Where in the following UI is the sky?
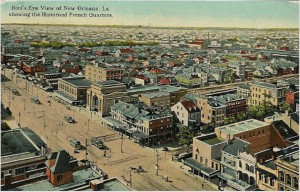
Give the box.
[1,1,299,28]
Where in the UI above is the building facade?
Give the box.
[139,91,170,110]
[85,63,124,82]
[86,80,129,117]
[56,76,92,105]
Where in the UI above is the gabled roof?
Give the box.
[49,150,72,174]
[180,100,200,113]
[223,138,250,156]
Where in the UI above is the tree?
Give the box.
[177,126,194,152]
[279,103,291,113]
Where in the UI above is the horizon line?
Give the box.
[2,23,299,30]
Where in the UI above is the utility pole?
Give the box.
[156,150,159,176]
[129,168,133,188]
[87,119,90,132]
[18,112,21,127]
[43,112,46,129]
[121,132,124,153]
[85,139,88,160]
[8,89,11,108]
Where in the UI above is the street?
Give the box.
[1,69,217,191]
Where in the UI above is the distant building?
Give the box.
[2,42,30,55]
[139,91,170,110]
[85,63,124,82]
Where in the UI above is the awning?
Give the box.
[103,116,126,128]
[54,91,74,104]
[219,173,252,191]
[132,131,150,140]
[184,158,219,177]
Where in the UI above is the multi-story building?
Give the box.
[159,85,188,106]
[197,95,226,127]
[171,100,201,129]
[184,133,227,180]
[250,81,290,106]
[55,76,92,105]
[1,42,30,55]
[214,94,247,117]
[237,84,251,105]
[108,101,174,145]
[86,80,129,117]
[1,128,48,188]
[139,91,170,110]
[276,151,299,191]
[85,63,124,82]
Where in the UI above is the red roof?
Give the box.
[150,68,163,74]
[160,77,171,85]
[119,48,134,53]
[181,100,200,113]
[135,74,147,80]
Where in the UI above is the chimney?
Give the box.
[90,179,104,191]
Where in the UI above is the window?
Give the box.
[195,154,198,160]
[57,174,63,181]
[1,172,4,179]
[200,157,203,163]
[286,174,291,185]
[239,161,242,168]
[212,162,214,168]
[246,164,249,171]
[293,177,298,189]
[205,159,208,165]
[216,164,218,170]
[270,178,274,186]
[279,171,284,182]
[15,167,26,175]
[264,176,269,184]
[259,173,263,181]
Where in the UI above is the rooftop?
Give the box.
[141,91,170,98]
[1,128,46,156]
[95,80,124,87]
[203,137,224,145]
[9,168,103,191]
[63,78,92,87]
[215,119,269,136]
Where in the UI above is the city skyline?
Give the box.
[1,1,299,28]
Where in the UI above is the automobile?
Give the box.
[43,86,53,92]
[64,115,75,123]
[31,97,40,104]
[91,138,104,149]
[162,147,169,151]
[11,89,20,95]
[178,152,192,161]
[70,139,81,149]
